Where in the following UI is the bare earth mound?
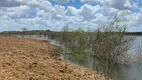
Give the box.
[0,36,105,80]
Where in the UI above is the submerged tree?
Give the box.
[68,28,89,65]
[59,26,89,65]
[49,12,134,80]
[91,15,134,79]
[61,25,69,61]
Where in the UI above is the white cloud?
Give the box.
[8,5,31,19]
[0,0,141,32]
[0,5,31,19]
[109,0,134,10]
[102,6,118,16]
[37,10,48,17]
[27,0,52,9]
[55,0,69,3]
[65,6,78,16]
[79,4,101,20]
[0,0,25,7]
[81,0,137,10]
[129,13,142,31]
[80,0,98,4]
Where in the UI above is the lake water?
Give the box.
[12,34,142,80]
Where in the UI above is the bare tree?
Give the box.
[21,27,27,37]
[90,16,134,79]
[21,27,27,32]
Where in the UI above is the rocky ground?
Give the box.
[0,36,106,80]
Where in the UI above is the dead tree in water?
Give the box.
[91,17,133,79]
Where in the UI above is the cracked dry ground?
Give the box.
[0,36,106,80]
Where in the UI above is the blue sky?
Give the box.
[0,0,142,32]
[49,0,84,9]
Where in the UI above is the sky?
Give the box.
[0,0,142,32]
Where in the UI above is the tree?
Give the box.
[61,25,69,61]
[68,28,89,65]
[21,27,27,32]
[21,27,27,37]
[91,15,133,79]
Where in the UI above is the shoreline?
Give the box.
[0,36,107,80]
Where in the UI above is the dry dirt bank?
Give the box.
[0,36,106,80]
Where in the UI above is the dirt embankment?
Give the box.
[0,36,106,80]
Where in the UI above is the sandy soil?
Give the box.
[0,36,106,80]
